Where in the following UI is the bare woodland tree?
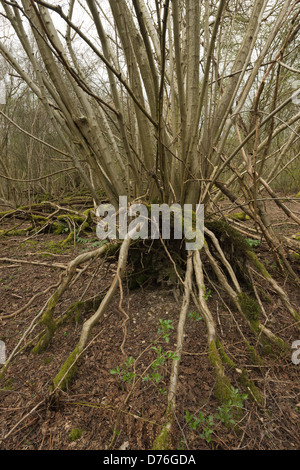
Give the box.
[0,0,300,448]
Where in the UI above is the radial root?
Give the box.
[52,231,133,391]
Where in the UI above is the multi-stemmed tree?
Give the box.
[0,0,299,448]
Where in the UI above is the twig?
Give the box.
[0,257,67,270]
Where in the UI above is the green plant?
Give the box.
[177,437,186,450]
[143,348,179,385]
[157,319,174,343]
[215,386,247,426]
[110,320,178,390]
[186,387,248,443]
[76,236,90,244]
[204,289,212,300]
[185,410,214,443]
[110,356,136,384]
[188,311,202,322]
[246,238,261,248]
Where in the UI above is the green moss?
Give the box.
[246,251,271,278]
[208,341,232,404]
[237,293,286,354]
[216,339,236,369]
[0,227,34,237]
[56,296,104,328]
[152,404,173,450]
[32,296,59,355]
[66,301,84,324]
[227,212,250,221]
[2,378,14,390]
[214,375,233,404]
[42,240,69,254]
[206,219,252,256]
[57,214,85,223]
[265,335,289,355]
[32,327,55,355]
[152,423,172,450]
[20,240,38,247]
[83,208,93,217]
[237,292,261,332]
[52,222,66,235]
[60,231,74,247]
[245,341,264,365]
[0,209,14,217]
[31,214,48,222]
[292,233,300,241]
[68,428,83,441]
[53,345,80,391]
[215,340,264,405]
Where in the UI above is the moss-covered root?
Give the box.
[208,340,233,404]
[0,364,8,382]
[52,345,80,391]
[216,339,264,406]
[152,255,193,451]
[32,243,112,355]
[53,239,129,391]
[152,410,173,450]
[32,296,103,355]
[32,296,59,355]
[247,251,300,327]
[237,292,289,355]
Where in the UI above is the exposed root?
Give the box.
[216,339,264,406]
[32,242,114,355]
[193,250,233,404]
[53,230,133,391]
[3,219,298,450]
[246,251,300,327]
[203,240,287,354]
[152,253,193,450]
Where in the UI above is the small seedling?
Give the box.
[142,346,179,386]
[216,386,248,425]
[185,410,214,443]
[246,238,261,248]
[110,356,136,384]
[157,319,174,343]
[204,289,212,301]
[188,311,202,322]
[185,387,248,443]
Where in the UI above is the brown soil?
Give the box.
[0,196,299,450]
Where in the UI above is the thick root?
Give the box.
[152,253,193,450]
[203,239,289,353]
[52,232,133,391]
[193,250,234,403]
[246,251,300,327]
[32,242,112,354]
[216,339,264,406]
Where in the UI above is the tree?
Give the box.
[0,0,299,449]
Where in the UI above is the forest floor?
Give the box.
[0,194,299,450]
